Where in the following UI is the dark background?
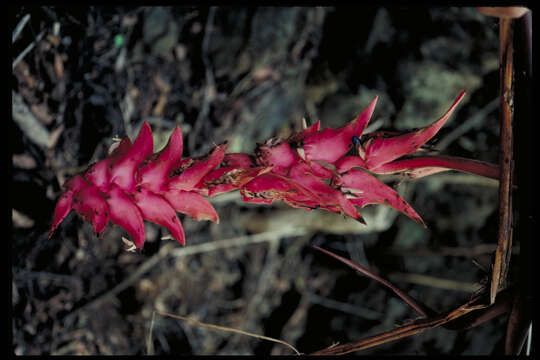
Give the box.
[11,6,509,355]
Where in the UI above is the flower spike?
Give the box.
[50,89,500,247]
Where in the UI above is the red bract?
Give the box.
[361,91,466,170]
[196,165,272,197]
[301,96,378,163]
[50,174,89,236]
[337,169,425,226]
[110,122,154,193]
[49,122,223,248]
[288,161,364,222]
[167,143,227,191]
[255,140,300,175]
[137,126,183,193]
[241,173,318,207]
[105,185,145,248]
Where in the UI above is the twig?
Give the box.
[313,246,435,318]
[310,292,488,355]
[156,310,301,355]
[443,288,514,331]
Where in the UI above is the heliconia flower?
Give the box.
[49,122,223,248]
[50,89,501,247]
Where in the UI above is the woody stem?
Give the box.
[490,17,514,307]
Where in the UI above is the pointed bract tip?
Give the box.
[355,215,367,225]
